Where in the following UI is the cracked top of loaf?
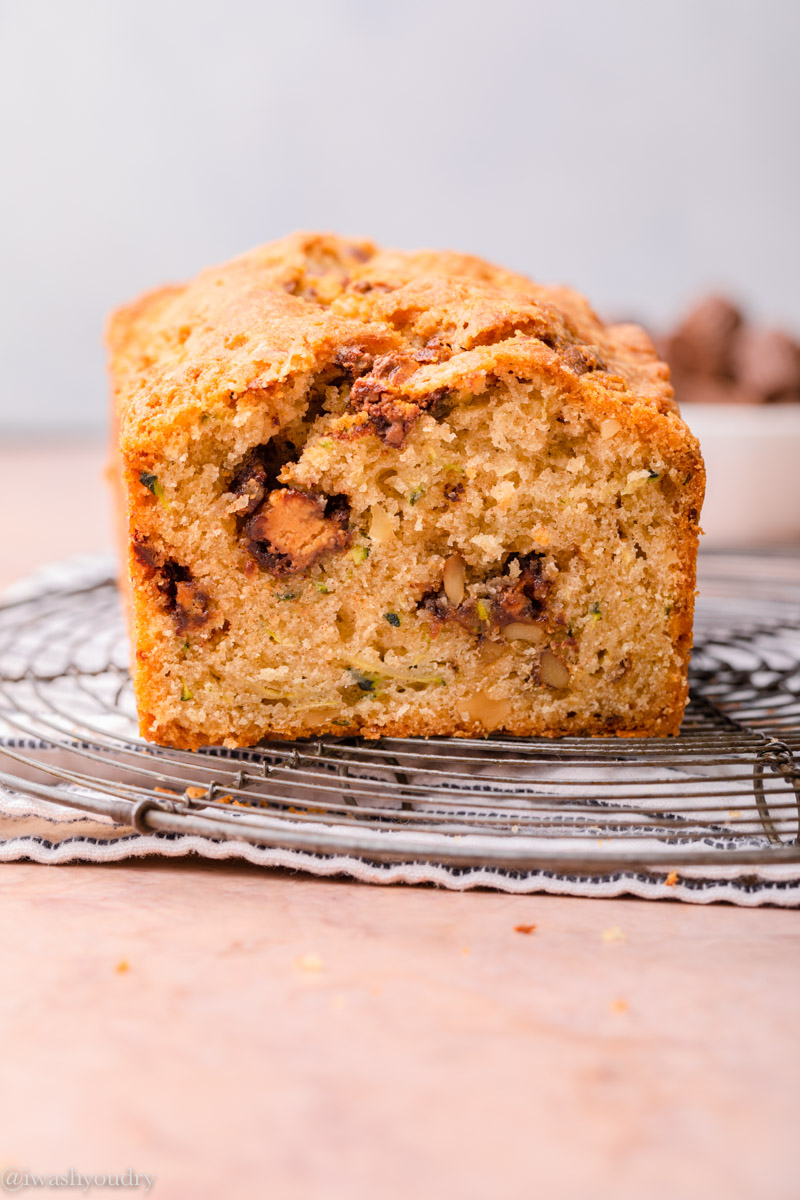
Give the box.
[109,232,677,450]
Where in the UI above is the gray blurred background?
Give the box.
[1,0,798,435]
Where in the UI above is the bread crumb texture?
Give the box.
[107,232,704,749]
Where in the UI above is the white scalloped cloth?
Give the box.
[1,555,799,907]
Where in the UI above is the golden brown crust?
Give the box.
[109,231,677,453]
[141,712,685,753]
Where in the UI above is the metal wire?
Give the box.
[0,552,799,874]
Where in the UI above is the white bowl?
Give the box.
[680,403,800,547]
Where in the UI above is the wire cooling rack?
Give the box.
[0,552,798,876]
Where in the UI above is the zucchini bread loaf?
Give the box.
[108,232,704,749]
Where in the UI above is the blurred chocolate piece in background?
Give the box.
[656,297,800,405]
[731,327,800,403]
[665,296,742,378]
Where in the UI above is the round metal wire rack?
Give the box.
[0,552,798,875]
